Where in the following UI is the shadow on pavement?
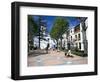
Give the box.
[28,49,47,57]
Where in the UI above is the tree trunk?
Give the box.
[60,38,62,50]
[57,39,58,49]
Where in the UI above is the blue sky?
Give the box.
[32,15,81,32]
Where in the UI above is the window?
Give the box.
[71,36,72,41]
[71,30,72,33]
[75,35,77,41]
[79,42,81,49]
[78,34,80,40]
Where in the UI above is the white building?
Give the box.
[33,34,57,49]
[62,18,88,51]
[71,24,84,51]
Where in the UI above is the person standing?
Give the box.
[45,39,50,54]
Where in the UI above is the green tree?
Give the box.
[28,15,38,51]
[28,15,38,36]
[50,17,69,49]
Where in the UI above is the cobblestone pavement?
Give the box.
[28,49,87,66]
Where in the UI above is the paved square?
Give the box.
[28,49,87,66]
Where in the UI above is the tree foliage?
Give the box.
[28,15,39,51]
[28,15,38,37]
[50,17,69,40]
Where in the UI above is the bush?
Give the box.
[71,50,88,57]
[75,47,78,51]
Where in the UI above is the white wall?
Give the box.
[0,0,99,82]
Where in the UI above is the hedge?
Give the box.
[71,50,88,57]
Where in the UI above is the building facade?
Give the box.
[62,18,88,51]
